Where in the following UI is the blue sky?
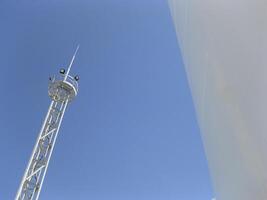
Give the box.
[0,0,213,199]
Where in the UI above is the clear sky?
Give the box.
[0,0,213,199]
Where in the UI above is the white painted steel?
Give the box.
[15,49,79,200]
[15,100,68,200]
[168,1,267,199]
[35,100,69,200]
[15,101,54,200]
[64,45,79,81]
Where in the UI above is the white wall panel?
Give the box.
[168,1,267,199]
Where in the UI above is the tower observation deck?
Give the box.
[15,46,80,200]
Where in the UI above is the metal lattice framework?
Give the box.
[15,46,79,200]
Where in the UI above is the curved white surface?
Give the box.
[168,1,267,199]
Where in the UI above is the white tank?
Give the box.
[168,1,267,199]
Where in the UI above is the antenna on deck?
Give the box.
[64,45,80,81]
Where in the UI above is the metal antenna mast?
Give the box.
[15,46,80,200]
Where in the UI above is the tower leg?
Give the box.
[15,99,69,200]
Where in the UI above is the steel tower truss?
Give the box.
[15,46,79,200]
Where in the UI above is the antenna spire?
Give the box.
[64,45,80,81]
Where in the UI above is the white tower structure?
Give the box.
[168,1,267,199]
[15,46,80,200]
